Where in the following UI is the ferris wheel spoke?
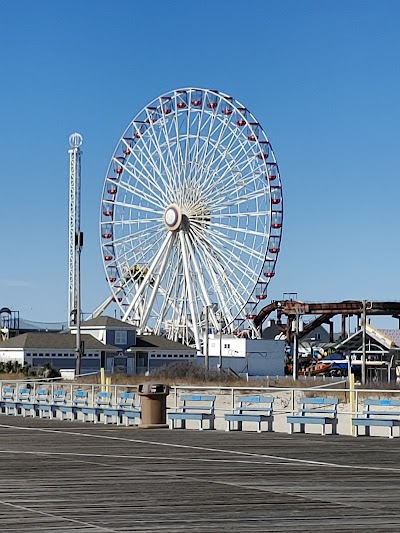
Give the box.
[196,119,239,192]
[195,238,248,314]
[210,187,267,211]
[110,199,163,216]
[118,139,168,195]
[211,221,269,240]
[123,139,174,201]
[112,173,165,211]
[156,101,183,183]
[212,209,272,219]
[193,226,263,292]
[207,225,267,266]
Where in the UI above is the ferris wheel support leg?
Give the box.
[179,231,202,352]
[140,237,174,327]
[122,232,173,322]
[184,233,217,326]
[91,294,116,319]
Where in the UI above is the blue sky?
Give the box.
[1,0,399,328]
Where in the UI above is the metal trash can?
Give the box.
[138,382,170,428]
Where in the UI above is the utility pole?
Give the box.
[361,299,367,385]
[292,312,299,380]
[218,319,223,371]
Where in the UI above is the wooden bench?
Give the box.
[352,398,400,438]
[287,397,339,436]
[102,392,141,426]
[168,394,216,430]
[224,394,274,433]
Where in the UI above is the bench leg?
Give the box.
[321,425,325,436]
[332,422,338,435]
[209,418,214,430]
[225,420,230,432]
[300,423,305,433]
[389,426,394,439]
[237,421,242,432]
[267,420,273,432]
[169,419,174,429]
[365,426,370,437]
[257,421,261,433]
[288,423,293,435]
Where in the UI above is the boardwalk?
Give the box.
[0,415,399,531]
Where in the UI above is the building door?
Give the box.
[136,352,148,374]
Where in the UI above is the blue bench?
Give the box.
[287,397,339,436]
[168,394,216,430]
[102,392,141,426]
[35,388,55,419]
[17,387,36,417]
[225,395,274,433]
[352,398,400,438]
[0,386,17,415]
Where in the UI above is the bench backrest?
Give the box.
[363,398,400,417]
[179,394,216,413]
[1,386,14,400]
[364,398,400,408]
[18,387,32,402]
[36,388,51,404]
[118,392,136,409]
[53,389,68,404]
[235,394,274,414]
[73,389,89,406]
[95,391,112,408]
[298,396,338,415]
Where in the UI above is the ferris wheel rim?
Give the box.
[99,87,283,347]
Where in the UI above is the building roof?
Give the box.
[129,335,197,352]
[0,332,118,351]
[79,316,137,329]
[336,324,399,352]
[377,329,400,348]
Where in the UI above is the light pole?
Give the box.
[218,319,223,371]
[361,299,366,385]
[204,305,209,371]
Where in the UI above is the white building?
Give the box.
[199,334,285,376]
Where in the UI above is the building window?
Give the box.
[114,331,127,345]
[224,344,230,349]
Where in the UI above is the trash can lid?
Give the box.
[138,382,169,395]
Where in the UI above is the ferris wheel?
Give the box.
[99,87,283,351]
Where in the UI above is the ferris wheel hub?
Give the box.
[164,203,182,231]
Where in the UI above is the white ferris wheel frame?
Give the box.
[99,87,283,351]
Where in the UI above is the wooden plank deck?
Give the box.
[0,414,399,531]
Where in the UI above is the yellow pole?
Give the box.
[106,376,111,393]
[100,368,105,392]
[349,371,355,436]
